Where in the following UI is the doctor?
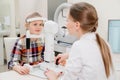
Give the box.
[45,2,114,80]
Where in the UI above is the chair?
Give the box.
[4,37,18,64]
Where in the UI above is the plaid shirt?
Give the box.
[8,35,45,69]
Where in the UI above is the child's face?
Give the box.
[28,20,44,35]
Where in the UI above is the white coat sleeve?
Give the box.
[60,42,83,80]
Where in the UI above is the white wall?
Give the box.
[0,0,17,37]
[68,0,120,41]
[10,0,17,37]
[0,0,10,16]
[18,0,48,35]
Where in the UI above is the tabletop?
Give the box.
[0,70,47,80]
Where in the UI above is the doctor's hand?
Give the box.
[45,69,62,80]
[13,65,30,75]
[55,53,69,66]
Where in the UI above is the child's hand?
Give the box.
[13,65,30,75]
[55,53,69,66]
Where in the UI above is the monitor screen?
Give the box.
[108,20,120,53]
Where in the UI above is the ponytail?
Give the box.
[96,33,112,78]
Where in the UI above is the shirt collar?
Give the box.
[80,32,96,40]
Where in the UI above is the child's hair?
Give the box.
[70,2,113,78]
[25,12,42,23]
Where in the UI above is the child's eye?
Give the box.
[39,23,44,26]
[33,23,37,26]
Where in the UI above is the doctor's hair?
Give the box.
[69,2,112,78]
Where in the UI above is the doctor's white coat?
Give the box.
[60,33,115,80]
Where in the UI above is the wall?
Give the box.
[0,0,18,37]
[0,0,10,17]
[68,0,120,40]
[48,0,67,20]
[0,0,10,29]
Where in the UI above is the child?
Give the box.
[8,12,45,75]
